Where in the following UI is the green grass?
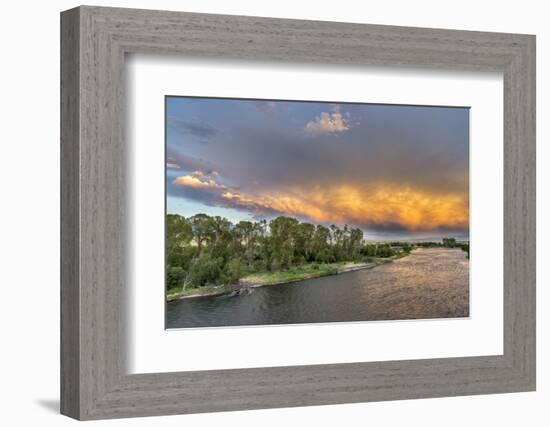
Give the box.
[166,283,231,302]
[364,256,394,265]
[240,261,367,286]
[392,251,412,260]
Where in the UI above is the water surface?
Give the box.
[166,248,469,328]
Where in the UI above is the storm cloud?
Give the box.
[167,116,217,143]
[166,97,469,237]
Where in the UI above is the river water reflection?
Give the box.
[166,248,469,328]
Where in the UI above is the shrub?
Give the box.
[221,257,244,285]
[295,255,306,266]
[188,255,223,288]
[166,266,186,290]
[270,259,281,272]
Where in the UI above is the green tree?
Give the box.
[312,225,331,262]
[349,228,364,260]
[269,216,298,270]
[294,222,315,263]
[166,214,192,260]
[442,237,457,248]
[187,255,223,288]
[341,224,351,256]
[361,243,376,257]
[166,266,186,290]
[329,224,343,261]
[189,213,215,253]
[220,256,244,284]
[376,244,394,258]
[208,215,234,261]
[235,220,262,267]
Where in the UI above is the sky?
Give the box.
[166,96,469,241]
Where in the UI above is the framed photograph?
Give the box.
[61,6,536,420]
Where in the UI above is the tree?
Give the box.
[375,244,394,258]
[221,256,244,284]
[166,266,186,290]
[269,216,298,270]
[189,213,215,252]
[312,225,331,262]
[208,215,234,261]
[442,237,457,248]
[166,214,192,259]
[294,222,315,263]
[166,215,195,284]
[235,220,261,267]
[341,224,351,256]
[349,228,364,260]
[361,243,376,257]
[329,224,343,261]
[187,254,223,288]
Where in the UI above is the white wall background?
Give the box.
[0,0,546,425]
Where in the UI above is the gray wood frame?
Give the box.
[60,5,536,420]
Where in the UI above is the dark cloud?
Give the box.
[166,99,469,234]
[166,151,221,176]
[167,116,217,140]
[186,111,468,197]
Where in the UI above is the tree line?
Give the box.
[166,213,401,291]
[416,237,469,258]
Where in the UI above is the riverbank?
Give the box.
[166,248,468,328]
[167,257,397,302]
[240,261,377,287]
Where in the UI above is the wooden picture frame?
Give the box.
[60,5,536,420]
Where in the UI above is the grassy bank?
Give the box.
[241,256,399,288]
[166,283,233,302]
[241,261,356,286]
[166,256,404,302]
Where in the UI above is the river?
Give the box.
[166,248,469,328]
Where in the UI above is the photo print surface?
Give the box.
[165,96,470,329]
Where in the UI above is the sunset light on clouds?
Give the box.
[166,97,469,240]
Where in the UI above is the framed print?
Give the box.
[60,6,536,420]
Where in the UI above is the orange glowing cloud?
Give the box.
[173,171,468,231]
[173,171,224,190]
[224,185,468,231]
